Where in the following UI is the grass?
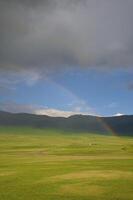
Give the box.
[0,126,133,200]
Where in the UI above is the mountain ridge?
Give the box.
[0,111,133,136]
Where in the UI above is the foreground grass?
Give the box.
[0,126,133,200]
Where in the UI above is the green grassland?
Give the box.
[0,126,133,200]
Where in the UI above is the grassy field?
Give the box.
[0,126,133,200]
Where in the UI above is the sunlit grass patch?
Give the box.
[0,127,133,200]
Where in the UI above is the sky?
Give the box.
[0,0,133,117]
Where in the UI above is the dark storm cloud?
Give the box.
[1,0,133,73]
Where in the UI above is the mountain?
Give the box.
[0,111,133,136]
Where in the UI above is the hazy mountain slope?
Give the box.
[0,111,133,136]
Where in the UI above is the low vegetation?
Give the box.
[0,126,133,200]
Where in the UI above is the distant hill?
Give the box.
[0,111,133,136]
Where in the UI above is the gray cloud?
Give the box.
[0,101,94,117]
[0,102,37,114]
[127,83,133,90]
[1,0,133,74]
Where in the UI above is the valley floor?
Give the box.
[0,127,133,200]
